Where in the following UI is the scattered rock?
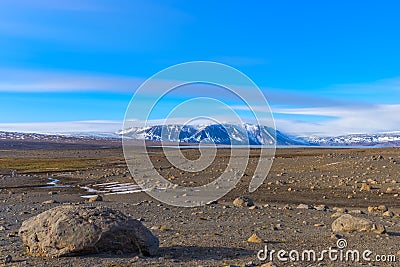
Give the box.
[159,225,168,231]
[383,211,394,217]
[367,205,388,213]
[386,187,394,193]
[247,233,262,243]
[331,214,386,234]
[4,254,12,264]
[371,224,386,234]
[88,195,103,203]
[42,199,59,204]
[19,205,159,257]
[360,183,371,191]
[314,204,328,211]
[233,196,254,207]
[296,204,311,209]
[331,233,342,239]
[48,191,57,195]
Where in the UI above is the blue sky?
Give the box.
[0,0,400,135]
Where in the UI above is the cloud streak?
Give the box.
[273,104,400,136]
[0,67,399,137]
[0,68,143,92]
[0,120,122,134]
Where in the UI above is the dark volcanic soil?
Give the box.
[0,141,400,266]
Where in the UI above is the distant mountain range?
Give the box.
[119,123,313,146]
[1,124,400,147]
[119,124,400,147]
[304,132,400,147]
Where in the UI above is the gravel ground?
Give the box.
[0,143,400,266]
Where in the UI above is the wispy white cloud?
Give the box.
[0,1,190,51]
[0,68,142,92]
[0,120,122,134]
[273,104,400,136]
[1,67,399,136]
[327,77,400,94]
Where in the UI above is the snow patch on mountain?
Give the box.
[304,132,400,147]
[119,123,310,146]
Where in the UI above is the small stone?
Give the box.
[249,206,257,210]
[48,191,57,195]
[314,223,325,227]
[88,195,103,203]
[367,205,388,213]
[314,204,328,211]
[360,183,371,191]
[5,254,12,264]
[233,196,254,207]
[42,199,59,204]
[159,225,168,231]
[331,233,342,239]
[371,223,386,234]
[247,233,263,243]
[383,211,394,217]
[296,204,311,209]
[131,255,140,262]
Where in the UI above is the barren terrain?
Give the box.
[0,139,399,266]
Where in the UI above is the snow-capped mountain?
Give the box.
[2,126,399,147]
[119,123,310,146]
[304,132,400,147]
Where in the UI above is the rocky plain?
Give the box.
[0,137,400,266]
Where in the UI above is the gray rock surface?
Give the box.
[19,205,159,257]
[233,196,254,207]
[331,214,386,234]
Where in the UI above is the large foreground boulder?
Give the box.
[19,205,159,257]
